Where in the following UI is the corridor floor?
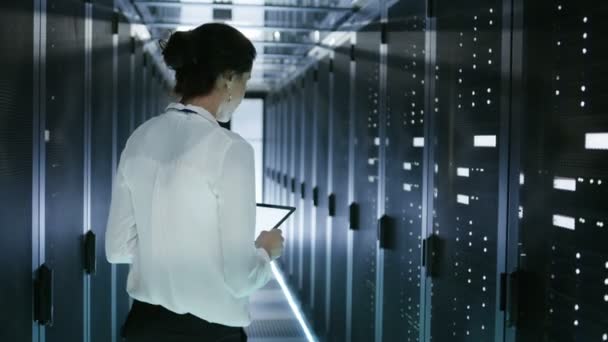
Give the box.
[244,271,310,342]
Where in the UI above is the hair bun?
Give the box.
[162,31,192,69]
[163,23,257,98]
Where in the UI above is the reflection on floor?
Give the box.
[245,273,310,342]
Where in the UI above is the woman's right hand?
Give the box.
[255,229,284,260]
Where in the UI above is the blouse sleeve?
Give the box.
[105,153,138,264]
[215,139,273,298]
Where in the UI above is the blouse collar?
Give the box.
[165,102,219,127]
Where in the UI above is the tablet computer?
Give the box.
[255,203,296,233]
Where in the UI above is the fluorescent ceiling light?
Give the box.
[175,25,195,32]
[239,28,264,40]
[131,24,151,40]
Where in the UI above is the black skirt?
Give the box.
[121,299,248,342]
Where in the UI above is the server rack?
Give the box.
[44,1,87,339]
[381,1,427,340]
[423,1,508,341]
[301,69,316,318]
[133,41,144,129]
[350,23,381,342]
[0,1,35,340]
[114,16,134,338]
[286,85,296,278]
[90,5,116,341]
[291,81,304,293]
[312,57,331,337]
[294,79,305,294]
[326,42,352,342]
[512,1,608,341]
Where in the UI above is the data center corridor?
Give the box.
[1,0,607,342]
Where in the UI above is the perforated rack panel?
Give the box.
[270,97,278,205]
[0,1,34,340]
[115,15,133,332]
[45,0,86,339]
[516,1,608,341]
[262,1,608,341]
[351,23,381,342]
[117,18,133,156]
[280,89,290,272]
[90,5,115,341]
[262,99,268,202]
[280,89,291,274]
[292,80,304,294]
[301,68,316,317]
[382,1,427,340]
[290,84,303,289]
[312,57,331,335]
[428,1,505,340]
[326,41,352,342]
[286,85,297,278]
[142,55,151,122]
[133,41,144,129]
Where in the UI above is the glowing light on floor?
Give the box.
[270,262,317,342]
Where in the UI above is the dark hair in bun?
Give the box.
[161,23,256,99]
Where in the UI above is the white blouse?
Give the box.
[105,102,273,327]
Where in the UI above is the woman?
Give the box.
[105,23,285,342]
